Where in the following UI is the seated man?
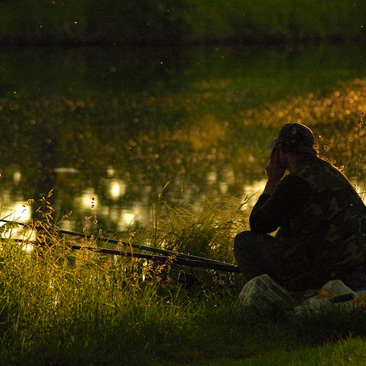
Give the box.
[234,123,366,292]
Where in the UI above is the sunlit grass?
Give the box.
[0,198,244,365]
[150,196,247,263]
[2,194,366,365]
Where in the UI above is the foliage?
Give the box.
[0,200,243,365]
[151,197,247,263]
[0,219,194,365]
[0,0,365,44]
[2,201,366,365]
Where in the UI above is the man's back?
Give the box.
[278,155,366,289]
[279,155,366,244]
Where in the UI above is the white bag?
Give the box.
[238,274,296,310]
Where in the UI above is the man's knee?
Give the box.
[234,231,253,254]
[234,231,257,245]
[234,230,277,257]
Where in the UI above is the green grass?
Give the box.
[2,201,366,365]
[209,338,366,366]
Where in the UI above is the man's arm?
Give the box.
[249,148,310,233]
[249,176,311,232]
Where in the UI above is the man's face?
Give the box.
[278,150,288,170]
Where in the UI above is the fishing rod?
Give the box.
[13,239,240,272]
[1,219,241,273]
[69,245,241,272]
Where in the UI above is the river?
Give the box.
[1,43,366,235]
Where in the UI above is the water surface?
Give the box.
[1,44,366,235]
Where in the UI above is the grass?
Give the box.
[211,338,366,366]
[2,199,366,365]
[2,43,366,365]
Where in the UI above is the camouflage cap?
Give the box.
[270,123,316,154]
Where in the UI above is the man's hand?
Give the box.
[266,148,286,181]
[263,148,286,195]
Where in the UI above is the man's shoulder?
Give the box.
[288,161,317,184]
[292,156,346,186]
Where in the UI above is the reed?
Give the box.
[2,196,366,365]
[0,198,245,365]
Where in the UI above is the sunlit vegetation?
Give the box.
[235,78,366,178]
[151,197,247,262]
[1,45,366,233]
[0,0,365,44]
[2,207,366,365]
[0,201,244,365]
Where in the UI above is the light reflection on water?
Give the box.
[0,175,267,233]
[1,44,366,235]
[0,199,36,247]
[1,200,32,224]
[109,179,126,199]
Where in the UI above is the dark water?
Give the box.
[1,44,366,235]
